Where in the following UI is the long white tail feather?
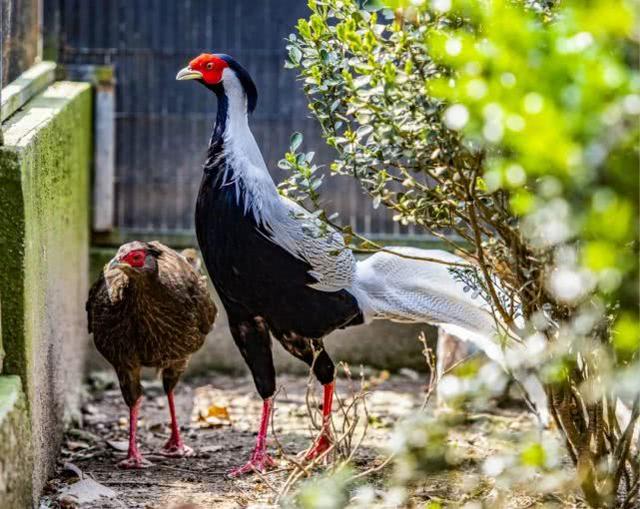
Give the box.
[350,246,550,425]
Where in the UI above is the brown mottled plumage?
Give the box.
[86,241,217,468]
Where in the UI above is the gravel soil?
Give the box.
[38,370,584,509]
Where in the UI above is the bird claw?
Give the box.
[304,434,333,462]
[160,441,194,458]
[228,452,276,477]
[118,454,153,469]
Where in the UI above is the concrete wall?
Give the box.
[89,248,436,378]
[0,376,31,508]
[0,81,92,503]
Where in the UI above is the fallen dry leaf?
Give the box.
[61,462,84,480]
[191,385,233,428]
[66,440,90,451]
[195,404,231,428]
[106,440,129,452]
[57,478,117,506]
[205,404,230,420]
[200,444,224,453]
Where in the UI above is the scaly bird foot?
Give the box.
[160,440,194,458]
[118,454,153,469]
[228,451,276,477]
[304,434,333,462]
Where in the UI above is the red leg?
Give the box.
[305,381,334,461]
[160,390,194,457]
[229,398,276,477]
[118,398,152,469]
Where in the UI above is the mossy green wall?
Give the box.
[0,81,92,503]
[0,376,31,508]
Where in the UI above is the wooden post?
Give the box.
[93,83,116,231]
[63,65,116,232]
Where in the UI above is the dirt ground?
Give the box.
[38,369,585,509]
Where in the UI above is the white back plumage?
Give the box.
[219,69,357,292]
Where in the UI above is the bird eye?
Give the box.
[206,62,214,70]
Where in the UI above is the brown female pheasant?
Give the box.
[86,241,217,468]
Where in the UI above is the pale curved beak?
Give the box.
[108,258,124,270]
[176,67,203,81]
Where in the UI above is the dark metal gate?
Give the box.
[45,0,419,243]
[2,0,39,88]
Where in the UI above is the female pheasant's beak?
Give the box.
[108,258,122,270]
[176,67,203,81]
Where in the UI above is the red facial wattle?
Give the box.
[188,54,228,85]
[121,249,146,268]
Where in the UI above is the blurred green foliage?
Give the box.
[283,0,639,506]
[426,0,639,343]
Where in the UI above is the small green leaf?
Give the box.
[353,75,372,89]
[289,46,303,65]
[613,314,640,355]
[290,132,304,152]
[520,443,546,468]
[356,125,374,139]
[363,0,386,12]
[277,159,292,170]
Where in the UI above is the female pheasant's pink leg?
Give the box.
[305,382,334,461]
[161,391,194,457]
[118,398,152,469]
[229,398,276,476]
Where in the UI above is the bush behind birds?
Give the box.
[280,0,639,506]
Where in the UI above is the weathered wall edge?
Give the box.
[0,80,92,504]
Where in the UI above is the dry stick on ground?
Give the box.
[419,332,438,411]
[270,364,372,503]
[328,364,369,459]
[334,363,358,446]
[271,331,476,503]
[341,334,442,486]
[269,386,313,478]
[249,467,280,495]
[332,365,371,470]
[299,352,364,459]
[274,406,363,503]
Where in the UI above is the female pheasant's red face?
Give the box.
[176,54,229,85]
[120,249,147,268]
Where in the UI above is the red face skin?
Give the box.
[188,54,229,85]
[120,249,147,268]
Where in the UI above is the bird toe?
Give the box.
[228,454,276,477]
[117,455,153,469]
[160,443,195,458]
